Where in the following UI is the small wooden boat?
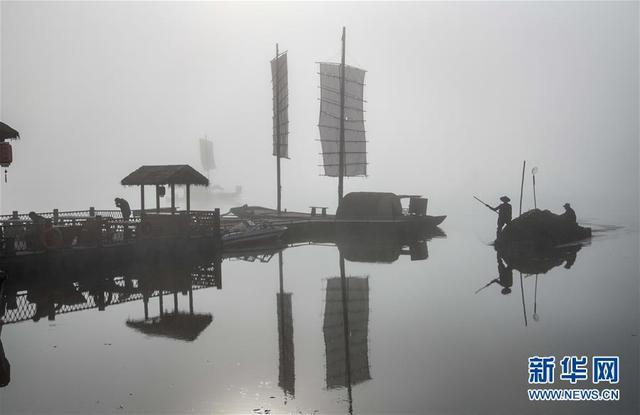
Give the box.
[495,209,591,248]
[222,221,287,249]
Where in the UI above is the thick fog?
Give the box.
[1,1,638,230]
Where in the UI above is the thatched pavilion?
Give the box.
[121,165,209,214]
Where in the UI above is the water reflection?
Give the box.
[0,253,222,327]
[0,277,10,388]
[336,226,445,263]
[475,240,590,329]
[496,242,584,275]
[276,252,295,399]
[322,254,372,414]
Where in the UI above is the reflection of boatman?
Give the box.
[496,254,513,294]
[492,196,512,237]
[475,254,513,295]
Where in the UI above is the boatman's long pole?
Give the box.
[519,160,526,216]
[338,27,346,204]
[275,43,282,214]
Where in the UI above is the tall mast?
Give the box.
[275,43,282,214]
[338,27,346,203]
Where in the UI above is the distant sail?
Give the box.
[323,276,371,389]
[318,62,366,177]
[271,51,289,158]
[277,292,295,397]
[199,138,215,171]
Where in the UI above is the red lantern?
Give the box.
[0,142,12,168]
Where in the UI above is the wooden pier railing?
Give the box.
[0,208,221,256]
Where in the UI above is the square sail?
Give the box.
[318,62,366,177]
[271,52,289,158]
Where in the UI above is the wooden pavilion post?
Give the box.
[170,183,175,214]
[173,292,178,313]
[186,184,191,212]
[155,185,161,212]
[140,185,145,217]
[143,294,149,320]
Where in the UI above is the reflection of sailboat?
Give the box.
[276,252,295,398]
[336,226,445,263]
[495,241,585,275]
[323,254,370,413]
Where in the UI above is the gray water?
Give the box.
[0,224,637,415]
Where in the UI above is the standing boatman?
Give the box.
[493,196,512,237]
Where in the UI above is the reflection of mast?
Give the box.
[520,272,528,327]
[276,252,295,397]
[532,274,540,322]
[323,254,370,413]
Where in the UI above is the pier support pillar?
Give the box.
[186,184,191,213]
[155,185,161,213]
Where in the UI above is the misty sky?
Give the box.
[0,1,638,230]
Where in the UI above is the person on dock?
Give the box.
[561,203,576,224]
[27,212,50,251]
[492,196,512,237]
[115,198,131,221]
[28,211,48,225]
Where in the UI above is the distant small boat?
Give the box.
[222,220,287,248]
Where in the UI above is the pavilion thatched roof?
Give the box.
[121,165,209,186]
[126,313,213,342]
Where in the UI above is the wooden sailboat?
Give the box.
[317,27,446,228]
[177,137,242,207]
[231,29,445,234]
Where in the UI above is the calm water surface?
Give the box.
[0,224,637,414]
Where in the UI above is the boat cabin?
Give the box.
[336,192,429,219]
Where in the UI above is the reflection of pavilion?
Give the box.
[323,255,371,413]
[0,257,222,327]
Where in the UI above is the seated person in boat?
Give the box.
[561,202,577,224]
